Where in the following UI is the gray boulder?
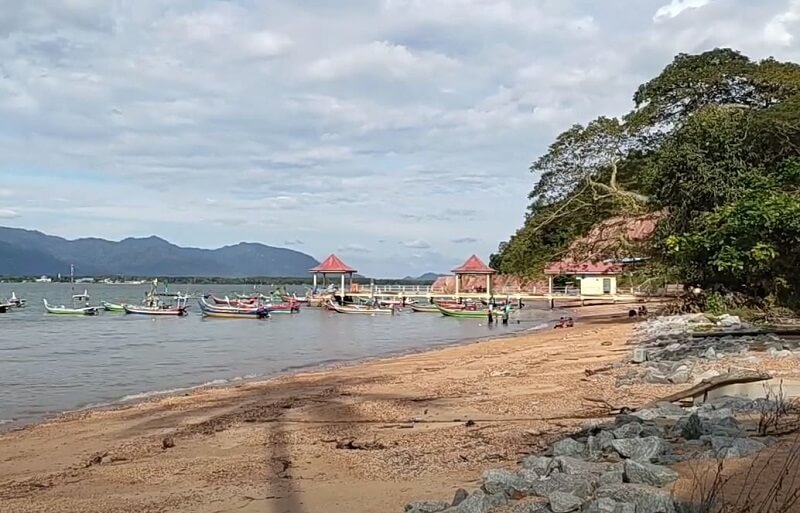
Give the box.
[611,437,666,462]
[581,498,617,513]
[613,423,643,439]
[675,413,704,440]
[552,438,586,458]
[701,347,717,359]
[522,456,554,476]
[668,368,691,385]
[508,500,551,513]
[554,457,616,476]
[522,471,595,499]
[406,501,451,513]
[615,504,635,513]
[599,470,624,486]
[450,490,506,513]
[632,348,648,363]
[711,437,766,459]
[452,489,469,507]
[596,484,675,513]
[548,491,582,513]
[483,469,528,498]
[644,370,672,385]
[640,424,666,439]
[615,414,644,426]
[624,460,679,487]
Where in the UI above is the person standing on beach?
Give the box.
[502,303,510,325]
[487,303,494,325]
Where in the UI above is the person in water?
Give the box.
[502,303,510,325]
[487,303,494,325]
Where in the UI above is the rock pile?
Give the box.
[403,397,773,513]
[620,314,800,385]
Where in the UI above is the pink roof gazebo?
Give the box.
[451,255,497,298]
[310,254,358,294]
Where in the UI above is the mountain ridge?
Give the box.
[0,227,320,277]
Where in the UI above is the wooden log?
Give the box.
[643,369,772,407]
[584,365,614,377]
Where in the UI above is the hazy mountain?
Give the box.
[0,227,320,277]
[402,272,446,281]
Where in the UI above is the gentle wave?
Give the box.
[117,376,259,403]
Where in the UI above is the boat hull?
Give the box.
[198,299,269,319]
[43,299,100,316]
[410,304,440,313]
[102,302,126,312]
[327,301,394,315]
[123,305,188,316]
[436,305,489,319]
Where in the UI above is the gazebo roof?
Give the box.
[310,254,357,274]
[451,255,496,275]
[544,260,623,276]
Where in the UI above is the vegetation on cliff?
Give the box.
[492,48,800,307]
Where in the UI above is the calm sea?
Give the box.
[0,283,552,427]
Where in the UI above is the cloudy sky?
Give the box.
[0,0,799,277]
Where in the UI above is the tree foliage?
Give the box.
[494,48,800,307]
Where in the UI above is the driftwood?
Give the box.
[584,365,614,377]
[644,369,772,408]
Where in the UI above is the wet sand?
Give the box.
[0,306,664,513]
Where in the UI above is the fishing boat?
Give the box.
[124,304,189,316]
[43,298,101,316]
[410,304,440,313]
[7,292,26,308]
[327,299,394,315]
[0,302,12,313]
[263,302,301,314]
[210,294,257,306]
[436,304,489,319]
[102,301,126,312]
[281,293,309,304]
[43,265,101,316]
[198,298,269,319]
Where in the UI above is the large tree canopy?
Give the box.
[493,48,800,307]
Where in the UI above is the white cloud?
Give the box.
[765,0,800,45]
[654,0,713,21]
[0,208,20,219]
[402,239,431,249]
[337,243,371,254]
[309,41,457,80]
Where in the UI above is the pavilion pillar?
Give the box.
[486,274,492,299]
[548,276,553,295]
[340,274,345,297]
[455,274,460,299]
[349,273,354,292]
[313,273,318,291]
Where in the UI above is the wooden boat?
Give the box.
[410,304,440,313]
[7,292,26,308]
[43,299,101,316]
[210,294,257,306]
[327,300,394,315]
[264,302,301,314]
[124,304,189,316]
[102,302,126,312]
[0,302,12,313]
[198,298,269,319]
[281,294,309,304]
[436,304,489,319]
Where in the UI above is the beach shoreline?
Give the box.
[0,304,653,513]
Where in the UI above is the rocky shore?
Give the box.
[403,314,797,513]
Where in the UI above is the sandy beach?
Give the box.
[1,304,750,513]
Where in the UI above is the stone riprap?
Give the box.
[403,395,773,513]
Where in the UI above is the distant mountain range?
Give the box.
[403,272,447,281]
[0,227,320,277]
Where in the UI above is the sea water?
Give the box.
[0,283,551,427]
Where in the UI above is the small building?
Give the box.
[544,260,623,297]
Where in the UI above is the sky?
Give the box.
[1,0,799,277]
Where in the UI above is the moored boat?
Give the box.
[264,302,301,314]
[124,303,189,316]
[327,299,394,315]
[7,292,26,308]
[43,299,101,316]
[210,294,257,306]
[102,301,126,312]
[198,298,269,319]
[410,304,440,313]
[0,302,12,313]
[436,304,489,319]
